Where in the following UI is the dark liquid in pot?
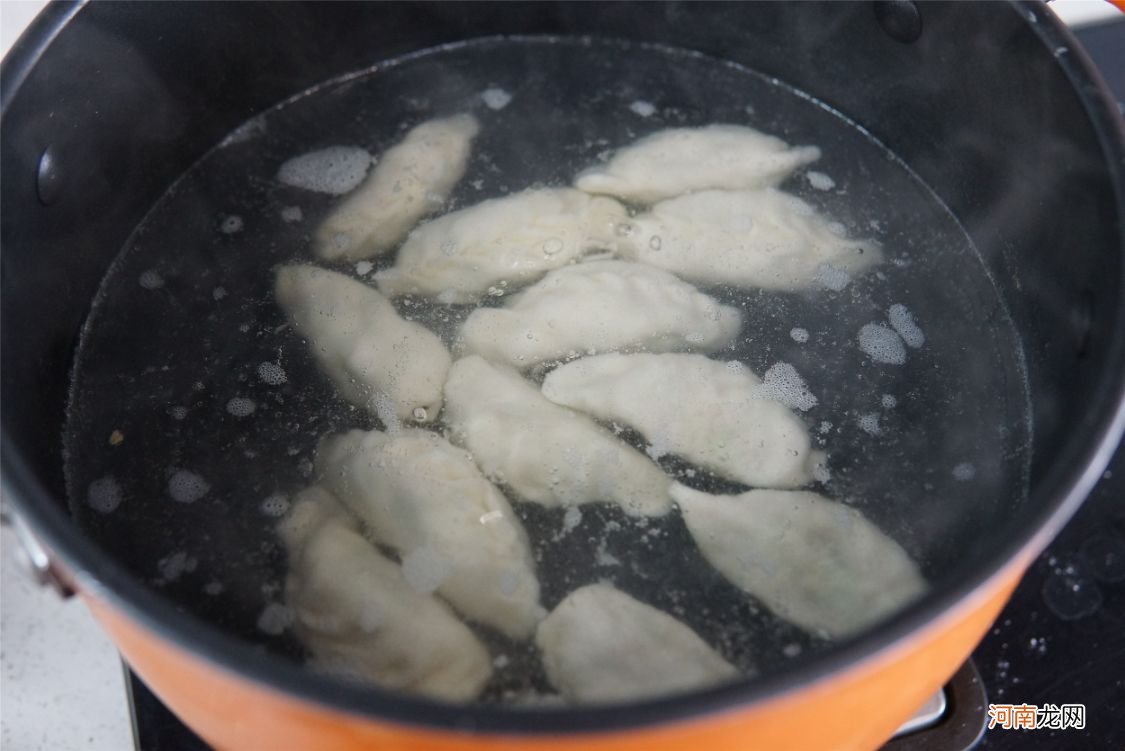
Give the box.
[63,37,1030,701]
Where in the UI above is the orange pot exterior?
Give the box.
[81,554,1028,751]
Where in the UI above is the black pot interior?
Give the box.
[2,0,1123,733]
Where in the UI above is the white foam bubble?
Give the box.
[857,413,882,435]
[888,303,925,348]
[629,100,656,117]
[814,262,851,291]
[595,541,620,567]
[212,286,228,301]
[953,462,977,481]
[157,551,197,582]
[818,420,833,435]
[281,205,303,223]
[256,362,287,386]
[138,270,164,289]
[355,260,374,276]
[759,362,818,411]
[806,171,836,191]
[203,581,224,596]
[277,146,372,195]
[561,506,583,537]
[256,603,293,635]
[481,87,512,110]
[858,323,907,365]
[882,394,898,409]
[87,476,123,514]
[401,546,449,593]
[219,215,244,234]
[259,493,290,517]
[790,327,809,343]
[168,470,210,503]
[226,396,256,417]
[169,405,188,420]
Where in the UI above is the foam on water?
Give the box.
[806,171,836,191]
[857,413,882,435]
[857,323,907,365]
[226,397,257,417]
[952,462,976,481]
[256,603,294,635]
[259,493,290,517]
[277,146,372,195]
[256,362,288,386]
[168,470,210,503]
[138,270,164,290]
[481,87,512,110]
[813,263,850,291]
[789,327,809,343]
[888,304,925,348]
[759,362,818,411]
[219,215,244,234]
[629,100,657,117]
[87,476,123,514]
[158,551,197,582]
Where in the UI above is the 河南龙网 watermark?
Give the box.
[987,703,1085,730]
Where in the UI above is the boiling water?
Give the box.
[64,37,1030,701]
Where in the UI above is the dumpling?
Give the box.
[671,484,927,639]
[373,188,628,304]
[535,583,740,704]
[278,487,493,702]
[620,189,881,291]
[315,114,480,261]
[541,353,821,488]
[574,124,820,204]
[458,260,741,370]
[443,356,672,517]
[315,428,543,639]
[274,265,451,423]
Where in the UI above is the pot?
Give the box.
[2,2,1123,749]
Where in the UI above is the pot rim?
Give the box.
[2,0,1124,736]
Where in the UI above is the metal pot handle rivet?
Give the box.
[873,0,923,44]
[0,505,75,597]
[36,147,63,206]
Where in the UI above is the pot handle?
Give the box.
[0,504,75,597]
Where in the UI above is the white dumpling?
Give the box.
[621,189,881,291]
[274,265,451,423]
[672,484,927,639]
[443,356,672,517]
[542,353,821,488]
[278,487,492,701]
[574,124,820,204]
[315,114,480,261]
[535,583,739,704]
[315,428,543,639]
[374,188,628,303]
[458,260,741,370]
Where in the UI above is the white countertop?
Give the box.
[0,2,1120,750]
[1,526,131,750]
